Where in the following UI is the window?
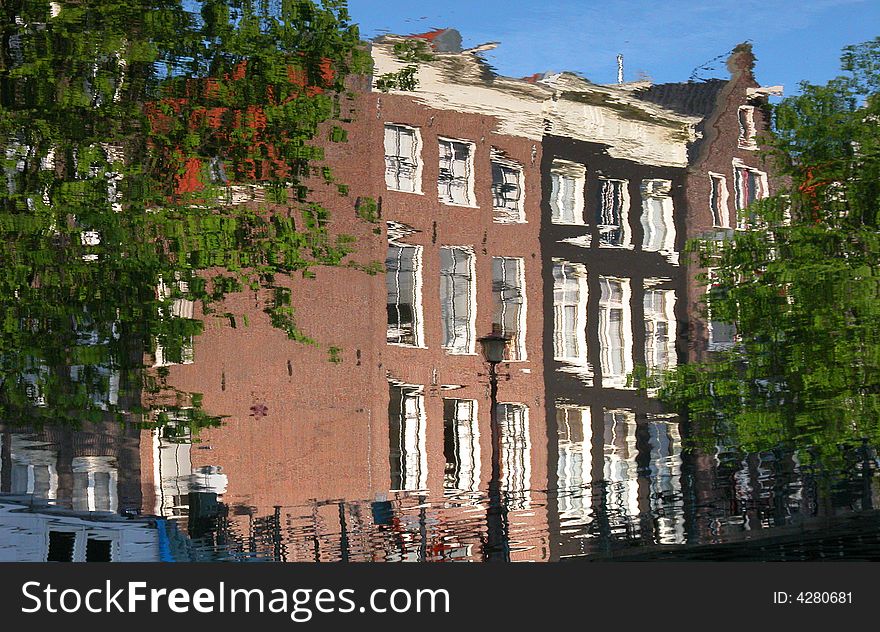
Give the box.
[497,403,530,509]
[491,150,524,223]
[443,399,480,492]
[552,260,588,364]
[643,282,677,375]
[72,456,118,513]
[438,138,475,206]
[154,275,194,367]
[389,383,427,491]
[386,244,424,346]
[550,160,585,224]
[21,360,49,407]
[646,415,684,544]
[10,436,58,501]
[733,160,768,227]
[737,105,757,150]
[556,405,592,527]
[154,425,195,518]
[439,247,475,354]
[491,257,527,361]
[602,409,640,528]
[86,538,113,562]
[384,124,421,193]
[709,173,730,227]
[598,276,633,389]
[707,269,736,351]
[47,531,76,563]
[640,179,675,256]
[597,178,630,247]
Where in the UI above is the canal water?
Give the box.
[1,1,878,562]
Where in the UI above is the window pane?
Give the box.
[497,403,530,509]
[47,531,76,563]
[646,417,684,544]
[439,247,474,354]
[710,175,728,227]
[598,179,629,246]
[598,276,632,388]
[603,409,640,530]
[443,399,480,492]
[384,125,419,193]
[438,139,473,205]
[550,160,584,224]
[552,261,587,363]
[491,257,526,360]
[644,283,677,374]
[86,539,113,562]
[556,405,592,528]
[386,244,422,346]
[389,383,427,491]
[640,179,675,257]
[491,157,523,222]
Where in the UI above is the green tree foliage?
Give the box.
[659,38,880,465]
[0,0,371,427]
[375,38,433,92]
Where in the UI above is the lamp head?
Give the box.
[478,334,509,364]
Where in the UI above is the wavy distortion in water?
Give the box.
[2,2,879,561]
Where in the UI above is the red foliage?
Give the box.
[144,56,335,195]
[176,157,204,194]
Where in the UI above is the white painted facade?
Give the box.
[371,39,696,167]
[0,501,160,562]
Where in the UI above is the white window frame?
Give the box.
[491,256,527,361]
[556,405,592,526]
[732,159,769,228]
[389,383,428,492]
[498,402,531,509]
[386,243,425,348]
[709,172,730,228]
[597,177,631,248]
[549,159,586,225]
[643,280,678,375]
[640,179,676,257]
[439,246,476,355]
[491,149,525,223]
[737,105,757,150]
[384,123,423,193]
[598,276,633,389]
[442,398,481,493]
[437,137,476,207]
[552,259,588,365]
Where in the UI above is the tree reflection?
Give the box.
[659,38,880,466]
[1,0,371,428]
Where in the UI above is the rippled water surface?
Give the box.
[2,1,879,562]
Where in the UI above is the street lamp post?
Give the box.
[479,334,511,562]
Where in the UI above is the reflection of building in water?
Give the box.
[0,424,142,515]
[134,30,815,560]
[0,500,161,562]
[0,424,162,561]
[372,33,550,561]
[630,44,781,364]
[535,67,691,558]
[630,45,791,546]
